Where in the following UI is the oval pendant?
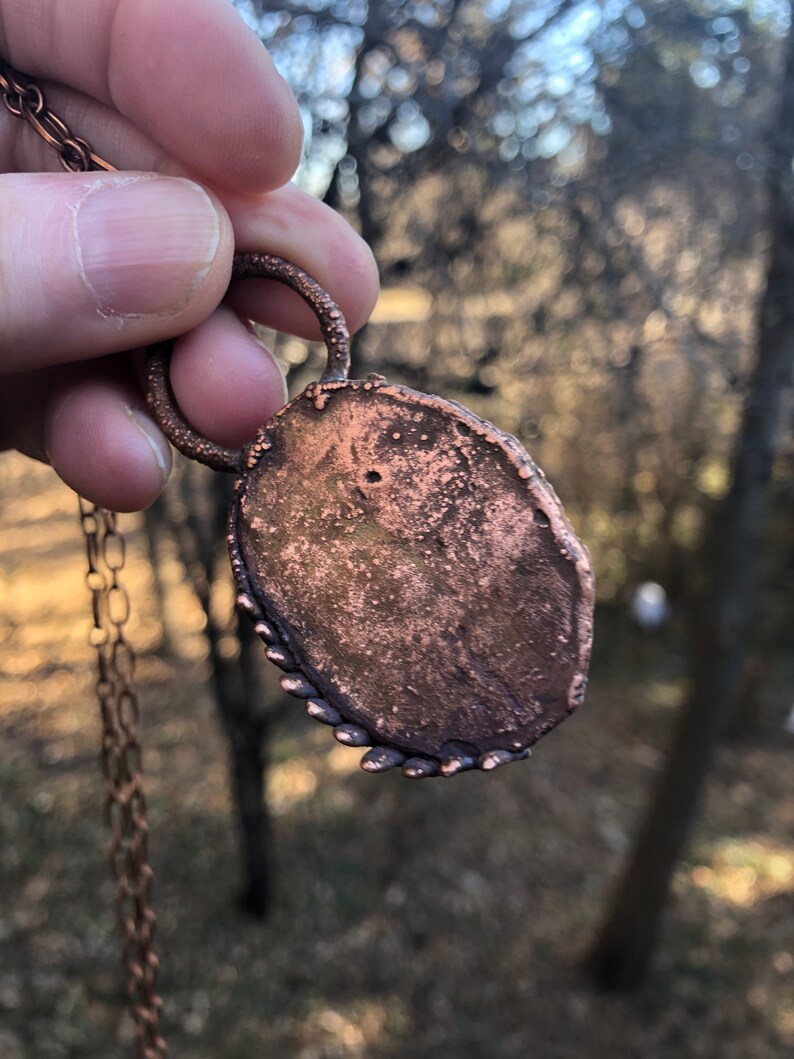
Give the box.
[147,254,595,778]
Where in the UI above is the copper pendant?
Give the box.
[147,254,595,779]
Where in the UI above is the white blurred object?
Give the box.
[785,704,794,735]
[631,582,670,629]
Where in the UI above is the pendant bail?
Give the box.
[145,252,351,472]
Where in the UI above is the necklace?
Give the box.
[0,58,166,1059]
[1,55,594,1059]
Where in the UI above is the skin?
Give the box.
[0,0,380,511]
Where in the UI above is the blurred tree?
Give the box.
[585,11,794,987]
[160,465,283,917]
[241,0,628,239]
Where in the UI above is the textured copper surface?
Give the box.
[230,378,595,771]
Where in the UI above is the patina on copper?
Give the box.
[147,253,595,778]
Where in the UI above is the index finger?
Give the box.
[0,0,302,192]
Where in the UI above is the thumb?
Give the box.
[0,171,233,372]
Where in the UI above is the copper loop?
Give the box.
[145,252,352,471]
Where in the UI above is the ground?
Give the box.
[0,452,792,1058]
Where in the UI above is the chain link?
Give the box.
[0,58,115,172]
[80,502,166,1059]
[0,56,166,1058]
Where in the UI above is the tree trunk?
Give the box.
[210,605,273,919]
[585,24,794,990]
[175,467,275,917]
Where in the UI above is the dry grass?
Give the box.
[0,451,792,1058]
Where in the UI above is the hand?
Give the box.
[0,0,379,511]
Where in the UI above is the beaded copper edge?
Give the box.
[227,375,595,780]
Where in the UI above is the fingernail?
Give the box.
[76,177,221,316]
[124,405,172,486]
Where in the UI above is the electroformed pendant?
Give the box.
[147,254,595,779]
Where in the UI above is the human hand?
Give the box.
[0,0,379,511]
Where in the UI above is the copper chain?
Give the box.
[0,59,166,1058]
[0,59,115,171]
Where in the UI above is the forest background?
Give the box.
[0,0,792,1056]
